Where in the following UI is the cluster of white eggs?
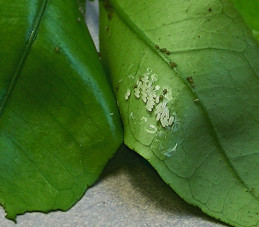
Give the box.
[125,68,175,128]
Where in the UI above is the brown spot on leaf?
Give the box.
[108,11,113,20]
[115,85,119,92]
[159,95,163,101]
[170,62,177,68]
[161,48,166,52]
[102,0,114,20]
[55,47,60,53]
[187,76,195,88]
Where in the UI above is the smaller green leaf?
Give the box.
[231,0,259,39]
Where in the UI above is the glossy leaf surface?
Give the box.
[0,0,123,220]
[231,0,259,40]
[99,0,259,226]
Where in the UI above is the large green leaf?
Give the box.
[99,0,259,226]
[0,0,123,220]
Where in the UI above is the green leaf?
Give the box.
[0,0,123,220]
[231,0,259,40]
[77,0,86,15]
[99,0,259,226]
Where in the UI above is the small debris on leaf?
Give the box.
[170,62,177,68]
[55,47,60,53]
[187,76,195,88]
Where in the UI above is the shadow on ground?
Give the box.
[97,145,227,226]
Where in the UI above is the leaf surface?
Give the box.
[0,0,123,220]
[99,0,259,226]
[231,0,259,40]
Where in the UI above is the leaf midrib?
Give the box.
[109,0,258,201]
[0,0,48,117]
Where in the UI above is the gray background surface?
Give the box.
[0,1,226,226]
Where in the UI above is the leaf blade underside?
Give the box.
[0,0,123,220]
[99,0,259,226]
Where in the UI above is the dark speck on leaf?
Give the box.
[161,48,166,52]
[170,62,177,68]
[55,47,60,53]
[108,12,113,20]
[187,76,195,88]
[103,0,114,20]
